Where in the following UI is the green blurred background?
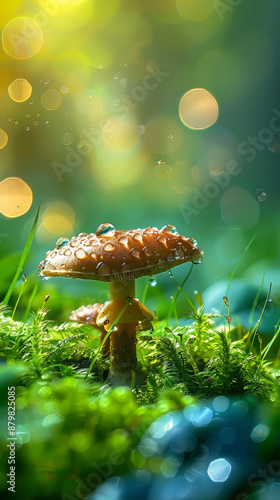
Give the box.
[0,0,279,327]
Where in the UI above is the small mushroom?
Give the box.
[39,223,203,385]
[69,303,110,358]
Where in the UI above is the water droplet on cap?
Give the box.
[148,278,157,287]
[96,223,115,237]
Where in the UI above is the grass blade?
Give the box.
[2,205,40,305]
[22,282,39,323]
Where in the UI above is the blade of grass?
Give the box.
[225,234,257,304]
[22,282,39,323]
[248,271,265,330]
[2,205,40,305]
[167,265,195,323]
[248,283,272,352]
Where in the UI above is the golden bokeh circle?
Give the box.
[0,129,8,149]
[0,177,33,218]
[2,17,43,60]
[43,202,75,235]
[179,88,218,130]
[8,78,32,102]
[41,89,63,111]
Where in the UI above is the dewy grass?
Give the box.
[2,205,40,306]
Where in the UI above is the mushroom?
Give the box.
[38,223,203,385]
[69,303,110,358]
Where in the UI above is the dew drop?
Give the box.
[148,278,157,287]
[254,188,267,203]
[60,133,74,146]
[75,248,86,259]
[60,86,69,95]
[267,133,280,153]
[56,237,70,249]
[33,121,39,127]
[118,78,127,87]
[25,126,30,132]
[138,125,145,136]
[154,160,173,181]
[96,223,116,237]
[161,224,179,235]
[14,120,19,126]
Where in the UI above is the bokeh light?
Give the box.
[102,117,140,152]
[43,202,75,235]
[176,0,214,22]
[221,187,260,229]
[0,129,8,149]
[8,78,32,102]
[41,89,63,111]
[179,88,218,130]
[250,423,271,443]
[207,458,232,482]
[2,17,43,60]
[0,177,33,218]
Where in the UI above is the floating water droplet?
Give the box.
[36,113,40,118]
[114,74,119,80]
[154,161,173,181]
[8,117,12,123]
[77,140,88,151]
[14,120,19,126]
[118,77,127,88]
[45,120,50,125]
[25,126,30,132]
[25,113,31,119]
[90,125,95,130]
[254,188,267,203]
[138,125,145,136]
[168,134,173,140]
[148,278,157,287]
[29,99,34,104]
[60,133,74,146]
[60,85,69,95]
[267,133,280,153]
[33,121,39,127]
[209,162,222,175]
[98,64,103,69]
[44,80,49,85]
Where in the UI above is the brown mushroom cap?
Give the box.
[70,303,105,327]
[38,223,203,282]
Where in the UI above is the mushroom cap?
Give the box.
[96,299,154,331]
[38,223,203,282]
[70,303,105,327]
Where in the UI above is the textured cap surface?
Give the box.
[39,223,203,282]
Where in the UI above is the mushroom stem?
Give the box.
[108,280,136,385]
[109,322,137,386]
[109,280,135,301]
